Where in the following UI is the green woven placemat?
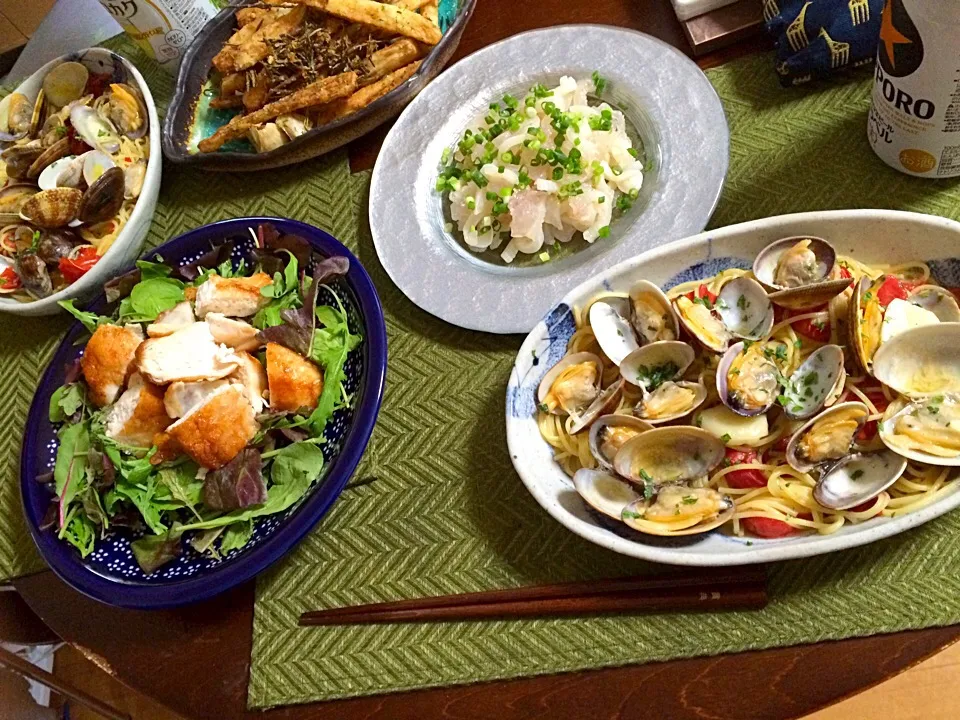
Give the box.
[0,35,359,582]
[247,52,960,708]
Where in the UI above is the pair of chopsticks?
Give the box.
[299,567,768,626]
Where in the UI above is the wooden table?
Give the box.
[14,1,960,718]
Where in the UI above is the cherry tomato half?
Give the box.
[722,448,767,489]
[59,246,99,284]
[685,283,718,306]
[0,267,21,291]
[875,276,911,307]
[741,517,796,538]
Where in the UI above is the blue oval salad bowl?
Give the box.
[20,217,387,608]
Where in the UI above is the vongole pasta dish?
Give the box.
[537,235,960,539]
[0,59,149,301]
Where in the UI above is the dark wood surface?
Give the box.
[14,1,960,719]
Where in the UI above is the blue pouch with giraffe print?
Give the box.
[763,0,884,86]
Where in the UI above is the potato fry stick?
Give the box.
[199,71,358,153]
[236,8,271,27]
[264,0,442,45]
[421,0,439,26]
[395,0,433,10]
[213,5,306,74]
[360,38,421,86]
[312,61,420,126]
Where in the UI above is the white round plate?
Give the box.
[506,209,960,566]
[370,25,728,334]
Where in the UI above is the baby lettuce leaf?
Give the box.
[177,442,325,533]
[60,507,96,557]
[58,300,113,334]
[49,383,85,423]
[158,466,204,520]
[54,422,90,527]
[202,449,266,511]
[253,252,302,329]
[172,241,234,282]
[311,255,350,286]
[131,527,183,574]
[257,274,320,356]
[305,290,361,435]
[120,277,185,322]
[219,520,254,554]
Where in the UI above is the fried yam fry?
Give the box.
[199,71,358,152]
[421,0,439,26]
[236,7,271,27]
[312,60,420,125]
[360,38,421,86]
[264,0,442,45]
[213,5,306,74]
[395,0,434,10]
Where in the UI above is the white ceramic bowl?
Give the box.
[507,209,960,566]
[0,48,160,316]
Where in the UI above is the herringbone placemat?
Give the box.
[246,52,960,708]
[0,36,359,582]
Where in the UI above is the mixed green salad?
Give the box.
[42,223,362,573]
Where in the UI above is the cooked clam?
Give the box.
[612,426,725,485]
[754,236,850,310]
[573,468,642,520]
[779,344,846,420]
[37,229,82,264]
[2,143,44,180]
[37,154,81,191]
[537,352,622,433]
[589,297,640,366]
[872,324,960,398]
[6,93,32,137]
[588,414,653,471]
[630,281,678,344]
[20,187,82,228]
[813,451,907,510]
[0,184,38,223]
[717,340,784,417]
[620,341,705,424]
[907,285,960,323]
[77,166,124,225]
[15,251,52,297]
[26,137,70,179]
[848,277,883,374]
[28,89,46,138]
[42,62,89,109]
[673,294,732,353]
[123,159,146,200]
[69,104,120,153]
[101,83,147,138]
[786,402,869,473]
[879,395,960,466]
[715,277,774,340]
[621,486,734,536]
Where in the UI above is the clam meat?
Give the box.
[588,414,653,471]
[538,352,602,416]
[786,402,869,473]
[674,294,732,352]
[621,486,734,536]
[879,395,960,465]
[753,236,851,310]
[630,280,678,344]
[717,340,786,417]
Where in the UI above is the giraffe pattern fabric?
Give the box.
[767,0,884,86]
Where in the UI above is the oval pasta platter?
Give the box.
[506,209,960,566]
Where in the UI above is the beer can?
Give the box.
[98,0,218,73]
[867,0,960,177]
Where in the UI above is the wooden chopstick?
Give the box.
[0,645,131,720]
[299,568,767,626]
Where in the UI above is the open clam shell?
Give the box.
[42,61,89,109]
[872,324,960,398]
[20,187,82,229]
[569,380,624,434]
[716,340,783,417]
[589,297,640,367]
[629,280,678,345]
[754,236,849,310]
[813,451,907,511]
[715,277,774,340]
[619,340,694,390]
[634,381,707,425]
[621,486,734,536]
[613,426,725,485]
[673,293,731,353]
[572,469,642,520]
[878,395,960,466]
[26,136,70,180]
[907,285,960,323]
[780,344,846,420]
[785,401,869,473]
[848,277,880,375]
[537,352,603,415]
[588,414,654,472]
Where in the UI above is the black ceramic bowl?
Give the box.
[161,0,476,171]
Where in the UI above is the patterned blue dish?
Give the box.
[20,218,387,608]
